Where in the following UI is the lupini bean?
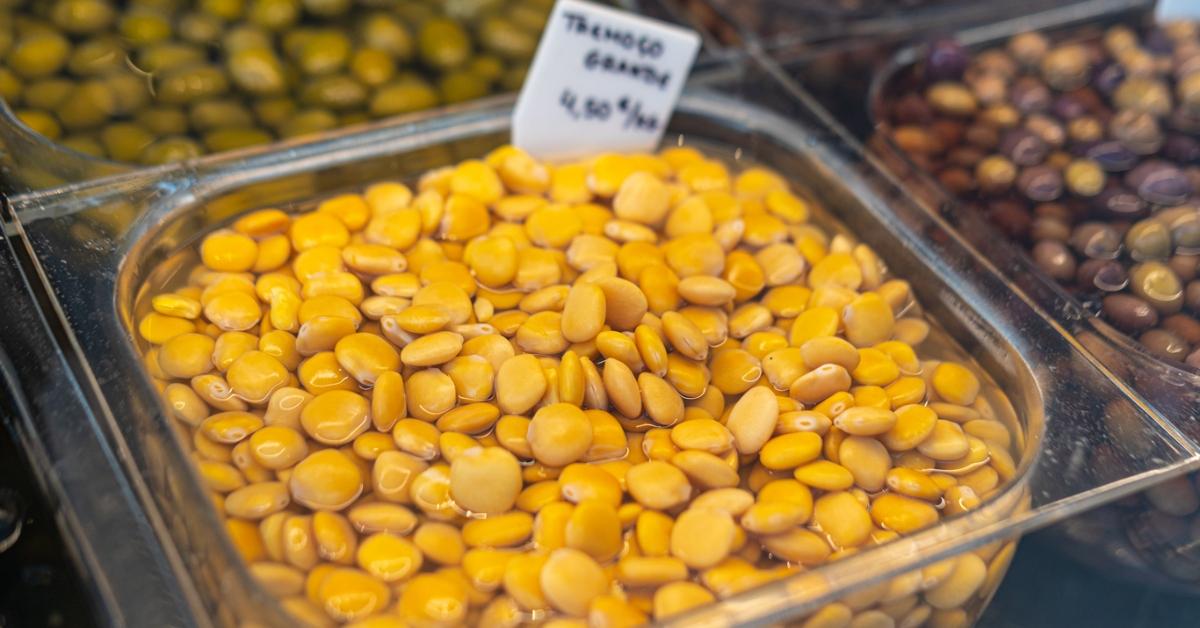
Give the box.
[137,147,1019,626]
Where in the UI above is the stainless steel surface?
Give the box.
[4,57,1198,624]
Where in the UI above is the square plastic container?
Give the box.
[3,57,1196,625]
[864,0,1200,594]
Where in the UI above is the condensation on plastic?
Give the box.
[3,57,1198,625]
[863,0,1200,595]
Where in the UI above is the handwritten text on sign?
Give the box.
[513,0,701,161]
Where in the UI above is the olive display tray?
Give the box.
[866,0,1200,594]
[3,58,1196,625]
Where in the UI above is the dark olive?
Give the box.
[937,167,975,195]
[1164,134,1200,163]
[1092,185,1148,219]
[947,146,984,168]
[1051,93,1088,120]
[1169,254,1199,282]
[1140,328,1190,361]
[1163,313,1200,344]
[925,38,969,80]
[1031,216,1071,242]
[1186,347,1200,368]
[1093,62,1126,95]
[1187,280,1200,312]
[892,92,934,125]
[987,200,1032,238]
[1103,293,1159,332]
[999,128,1048,166]
[1032,239,1077,280]
[1009,77,1051,113]
[1126,161,1194,205]
[1017,165,1064,202]
[1077,259,1129,291]
[1085,140,1139,172]
[1069,222,1122,259]
[964,123,1000,149]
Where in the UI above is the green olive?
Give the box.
[190,99,255,131]
[139,135,202,164]
[105,72,151,115]
[227,47,288,95]
[156,64,229,104]
[0,67,22,103]
[359,13,412,60]
[203,126,273,151]
[199,0,244,21]
[248,0,299,30]
[300,73,365,110]
[349,47,395,87]
[0,22,13,62]
[468,54,504,84]
[369,77,438,117]
[439,69,488,104]
[60,133,106,157]
[509,3,551,32]
[135,106,188,135]
[119,9,172,46]
[8,31,71,79]
[55,79,115,129]
[23,78,73,109]
[418,17,471,70]
[100,122,155,162]
[296,29,350,75]
[253,96,296,129]
[279,107,336,138]
[222,24,272,53]
[177,11,222,43]
[479,16,537,61]
[137,42,206,73]
[51,0,116,35]
[500,63,529,92]
[67,36,128,75]
[15,108,62,139]
[301,0,350,17]
[339,111,368,126]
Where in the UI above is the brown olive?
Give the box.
[1032,239,1077,280]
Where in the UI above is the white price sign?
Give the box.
[513,0,701,161]
[1158,0,1200,20]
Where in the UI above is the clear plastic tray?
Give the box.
[862,0,1200,594]
[3,57,1197,625]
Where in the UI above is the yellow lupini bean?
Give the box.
[140,149,1021,625]
[450,446,522,515]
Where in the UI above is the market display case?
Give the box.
[856,0,1200,596]
[1,53,1196,626]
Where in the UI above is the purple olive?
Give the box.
[1052,93,1088,120]
[999,128,1048,166]
[1169,107,1200,134]
[1010,76,1052,113]
[1069,222,1122,259]
[925,39,970,81]
[1092,62,1126,95]
[1085,140,1139,172]
[1164,134,1200,163]
[1077,259,1129,291]
[1092,185,1148,219]
[1126,160,1194,205]
[1017,165,1064,202]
